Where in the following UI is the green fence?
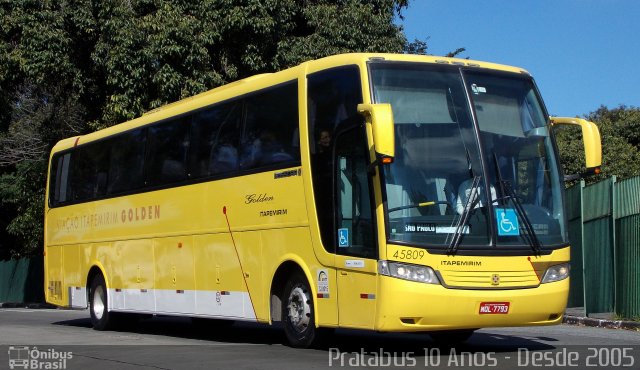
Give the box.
[567,175,640,319]
[0,256,44,304]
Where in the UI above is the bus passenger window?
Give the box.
[145,118,190,186]
[108,129,145,194]
[50,153,71,205]
[69,141,109,201]
[242,82,299,170]
[189,102,241,178]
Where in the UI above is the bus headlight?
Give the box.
[378,260,440,284]
[541,263,570,283]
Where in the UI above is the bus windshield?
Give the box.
[370,63,568,251]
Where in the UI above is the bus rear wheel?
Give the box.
[89,274,114,331]
[283,272,320,348]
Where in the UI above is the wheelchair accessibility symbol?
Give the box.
[495,208,520,236]
[338,228,350,248]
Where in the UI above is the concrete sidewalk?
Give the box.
[563,307,640,331]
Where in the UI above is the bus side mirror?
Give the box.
[357,103,395,161]
[550,116,602,180]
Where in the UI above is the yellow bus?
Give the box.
[44,53,601,347]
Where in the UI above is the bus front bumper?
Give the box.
[375,275,569,332]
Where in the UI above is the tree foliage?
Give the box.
[555,105,640,186]
[0,0,410,257]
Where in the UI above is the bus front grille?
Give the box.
[437,270,540,289]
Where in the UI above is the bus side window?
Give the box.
[241,82,299,170]
[145,118,190,186]
[108,128,146,194]
[50,152,71,205]
[69,141,109,202]
[189,101,241,178]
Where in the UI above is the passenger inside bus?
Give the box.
[209,135,239,174]
[240,129,293,169]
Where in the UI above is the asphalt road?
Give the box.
[1,308,639,370]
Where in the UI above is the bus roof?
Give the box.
[50,53,529,154]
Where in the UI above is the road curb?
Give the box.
[0,302,57,309]
[564,315,640,331]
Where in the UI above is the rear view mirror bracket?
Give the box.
[550,116,602,180]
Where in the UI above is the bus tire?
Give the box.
[283,272,319,348]
[89,274,114,331]
[429,329,475,345]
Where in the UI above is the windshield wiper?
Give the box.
[446,175,481,255]
[388,201,450,213]
[492,152,542,255]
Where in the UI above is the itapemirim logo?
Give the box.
[7,346,72,369]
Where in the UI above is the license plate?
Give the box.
[479,302,510,314]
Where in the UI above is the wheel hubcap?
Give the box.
[287,286,310,333]
[93,285,105,320]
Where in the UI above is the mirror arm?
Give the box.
[357,103,395,159]
[563,173,581,182]
[550,116,602,176]
[564,166,601,182]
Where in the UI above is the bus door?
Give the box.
[333,126,378,329]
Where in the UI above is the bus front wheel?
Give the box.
[89,274,114,330]
[283,272,320,348]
